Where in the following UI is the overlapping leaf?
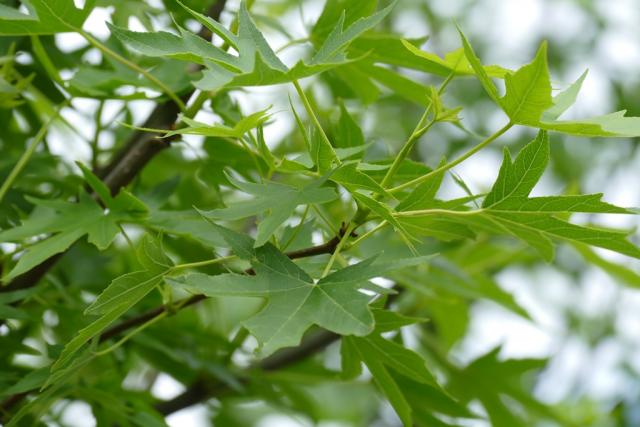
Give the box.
[460,29,640,136]
[398,131,640,260]
[109,1,396,91]
[0,0,94,35]
[51,235,173,373]
[0,164,147,281]
[341,310,470,427]
[199,173,337,247]
[167,224,432,356]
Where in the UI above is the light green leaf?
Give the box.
[460,30,640,137]
[335,100,365,148]
[500,42,552,125]
[112,1,395,91]
[400,131,639,260]
[542,70,588,121]
[0,0,95,35]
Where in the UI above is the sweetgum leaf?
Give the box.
[110,1,396,91]
[400,131,639,260]
[0,167,147,281]
[51,236,172,373]
[167,224,432,356]
[0,0,95,35]
[460,29,640,137]
[198,173,337,247]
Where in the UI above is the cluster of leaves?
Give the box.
[1,0,639,426]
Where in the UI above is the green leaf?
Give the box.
[167,224,431,356]
[112,1,395,91]
[199,173,337,247]
[0,0,95,35]
[0,195,145,281]
[343,333,440,426]
[0,170,147,281]
[499,42,552,125]
[400,131,639,260]
[352,192,416,248]
[334,101,365,149]
[460,30,640,137]
[290,99,340,172]
[482,131,549,207]
[52,236,172,372]
[331,163,388,196]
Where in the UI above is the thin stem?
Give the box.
[0,104,66,203]
[392,208,481,217]
[292,79,340,168]
[378,72,455,191]
[171,255,236,272]
[184,90,212,119]
[92,310,168,356]
[78,30,186,111]
[321,223,355,277]
[275,37,310,53]
[281,205,310,251]
[91,101,105,169]
[389,122,514,194]
[380,116,435,189]
[348,220,388,249]
[311,204,339,235]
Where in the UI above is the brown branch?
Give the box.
[154,282,403,416]
[154,329,340,416]
[0,0,228,296]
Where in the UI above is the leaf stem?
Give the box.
[389,122,514,193]
[348,220,388,249]
[392,208,481,217]
[281,204,310,251]
[321,222,355,277]
[0,104,66,204]
[78,29,186,111]
[380,115,435,189]
[92,310,168,356]
[292,79,340,167]
[171,255,236,272]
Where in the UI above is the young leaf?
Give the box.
[198,173,337,247]
[460,29,640,137]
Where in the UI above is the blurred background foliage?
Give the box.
[1,0,640,426]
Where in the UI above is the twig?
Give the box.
[0,0,228,295]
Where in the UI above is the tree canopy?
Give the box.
[1,0,639,426]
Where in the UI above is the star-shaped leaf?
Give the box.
[198,173,337,247]
[167,224,432,356]
[397,131,639,261]
[0,164,148,281]
[460,29,640,137]
[109,1,396,91]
